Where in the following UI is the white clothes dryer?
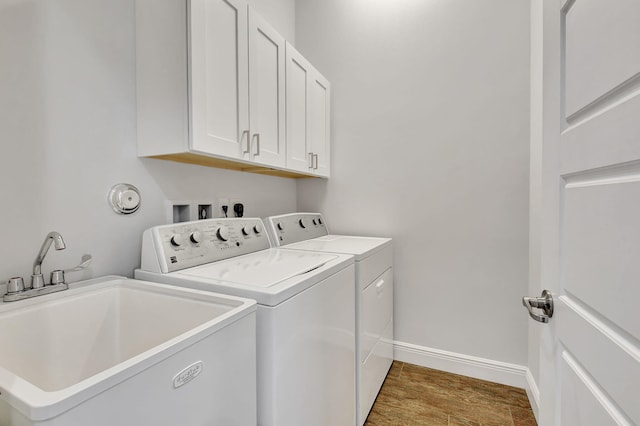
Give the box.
[135,217,356,426]
[265,213,393,426]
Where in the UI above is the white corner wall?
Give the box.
[295,0,531,366]
[250,0,295,42]
[0,0,296,285]
[526,0,544,414]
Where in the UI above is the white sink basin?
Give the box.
[0,276,257,425]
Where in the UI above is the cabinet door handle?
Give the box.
[253,133,261,156]
[242,130,250,154]
[309,152,314,168]
[375,279,385,294]
[313,154,319,170]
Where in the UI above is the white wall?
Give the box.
[295,0,531,365]
[0,0,296,290]
[1,0,532,374]
[251,0,295,42]
[528,0,543,394]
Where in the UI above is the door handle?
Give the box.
[313,154,319,170]
[242,130,250,154]
[253,133,261,156]
[309,152,314,169]
[522,290,554,323]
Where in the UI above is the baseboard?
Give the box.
[525,368,540,423]
[393,340,530,391]
[393,341,540,420]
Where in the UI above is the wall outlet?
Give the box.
[217,198,229,218]
[231,199,244,217]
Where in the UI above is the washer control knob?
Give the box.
[242,226,251,236]
[170,234,185,247]
[277,222,285,231]
[253,223,262,234]
[216,226,230,242]
[299,219,306,229]
[190,231,202,244]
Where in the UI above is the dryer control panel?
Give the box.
[266,213,329,247]
[140,218,270,273]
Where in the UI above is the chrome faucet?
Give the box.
[3,232,93,303]
[31,231,66,289]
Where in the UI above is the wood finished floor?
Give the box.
[364,361,537,426]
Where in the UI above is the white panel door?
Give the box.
[189,0,249,159]
[285,42,331,177]
[248,9,286,167]
[533,0,640,424]
[285,42,313,173]
[309,73,331,177]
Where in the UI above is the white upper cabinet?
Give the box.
[247,10,286,168]
[136,0,327,178]
[309,71,331,177]
[285,42,331,177]
[285,45,312,173]
[189,0,249,159]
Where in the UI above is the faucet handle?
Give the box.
[6,277,25,294]
[50,270,65,285]
[42,254,92,287]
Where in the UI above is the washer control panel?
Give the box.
[141,218,269,273]
[266,213,328,246]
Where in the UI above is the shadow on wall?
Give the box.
[139,158,299,219]
[296,177,329,214]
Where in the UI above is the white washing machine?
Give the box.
[134,217,356,426]
[265,213,393,426]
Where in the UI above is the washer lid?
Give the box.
[179,249,338,287]
[285,235,392,260]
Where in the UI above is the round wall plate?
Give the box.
[108,183,141,215]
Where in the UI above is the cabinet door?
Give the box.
[189,0,250,159]
[285,42,313,173]
[309,72,331,177]
[248,9,286,167]
[285,43,331,177]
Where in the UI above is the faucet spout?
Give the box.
[33,231,66,277]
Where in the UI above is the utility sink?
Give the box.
[0,276,257,426]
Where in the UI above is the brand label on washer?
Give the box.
[172,361,203,389]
